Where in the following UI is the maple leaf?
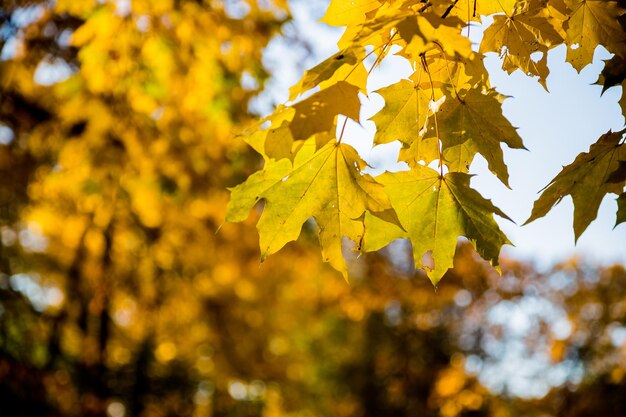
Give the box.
[339,7,415,52]
[370,78,435,145]
[289,81,361,141]
[370,165,511,284]
[242,106,296,161]
[480,8,564,87]
[263,123,300,161]
[617,193,626,227]
[370,50,488,148]
[445,0,517,21]
[289,50,368,100]
[321,0,383,27]
[226,158,292,222]
[228,140,393,277]
[526,129,626,240]
[246,120,303,162]
[227,0,626,284]
[398,136,441,167]
[597,55,626,119]
[420,49,488,92]
[434,88,526,186]
[563,0,626,72]
[608,160,626,184]
[362,210,408,253]
[397,13,472,60]
[608,161,626,228]
[598,54,626,92]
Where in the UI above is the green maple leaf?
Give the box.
[373,165,512,285]
[228,140,393,277]
[435,88,526,186]
[526,129,626,239]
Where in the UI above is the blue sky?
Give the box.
[258,2,626,268]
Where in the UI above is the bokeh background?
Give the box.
[1,1,626,416]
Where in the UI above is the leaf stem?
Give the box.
[418,1,433,13]
[342,33,397,83]
[441,0,459,18]
[339,33,397,145]
[431,43,463,102]
[337,117,349,144]
[421,53,444,178]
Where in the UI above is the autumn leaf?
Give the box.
[421,50,488,92]
[230,140,393,277]
[617,193,626,227]
[445,0,517,20]
[225,158,292,222]
[370,78,435,145]
[608,160,626,184]
[598,55,626,92]
[289,81,361,141]
[226,0,626,282]
[289,50,368,100]
[370,51,486,148]
[564,0,626,72]
[434,88,526,186]
[321,0,383,27]
[398,136,441,168]
[480,8,564,87]
[362,210,407,252]
[397,13,472,60]
[374,165,512,285]
[264,123,300,161]
[526,129,626,239]
[241,106,296,161]
[597,55,626,119]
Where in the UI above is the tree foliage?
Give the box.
[1,1,626,416]
[228,0,626,284]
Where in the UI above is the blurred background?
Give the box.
[1,0,626,416]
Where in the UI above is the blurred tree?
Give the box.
[2,1,626,417]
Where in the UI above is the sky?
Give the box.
[258,1,626,269]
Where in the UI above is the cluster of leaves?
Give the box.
[2,1,626,416]
[228,0,626,285]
